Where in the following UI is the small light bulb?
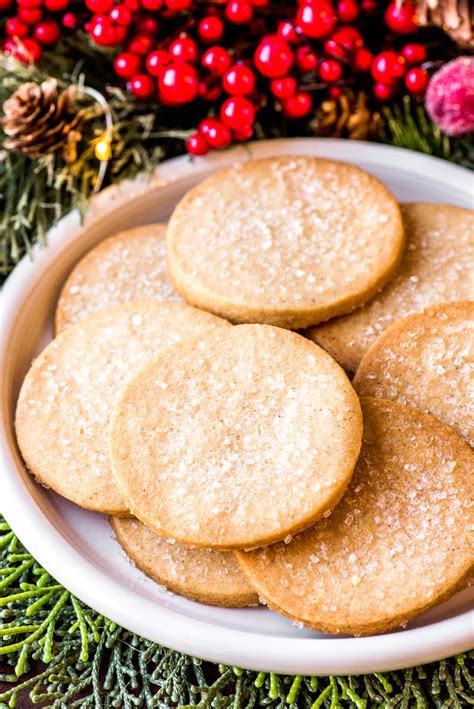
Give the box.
[95,139,111,161]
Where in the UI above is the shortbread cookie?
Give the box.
[111,324,363,549]
[307,204,474,372]
[16,302,230,514]
[110,516,258,607]
[166,157,404,329]
[353,302,474,446]
[55,224,182,333]
[236,398,474,636]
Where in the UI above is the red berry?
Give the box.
[170,37,198,63]
[225,0,253,24]
[373,81,395,100]
[17,0,41,7]
[140,0,162,8]
[159,62,199,104]
[13,37,42,62]
[3,39,17,54]
[254,35,293,78]
[202,46,232,76]
[43,0,69,10]
[18,7,42,23]
[198,118,231,149]
[353,46,373,72]
[186,133,209,156]
[90,17,121,45]
[135,16,159,34]
[277,21,299,44]
[371,51,406,84]
[232,123,254,141]
[296,2,337,40]
[146,49,170,76]
[34,19,60,44]
[220,96,255,130]
[199,82,219,100]
[270,76,296,99]
[251,0,268,6]
[331,26,363,51]
[281,91,312,119]
[323,39,346,61]
[222,64,255,95]
[0,0,12,8]
[6,17,29,38]
[198,16,224,44]
[62,11,77,28]
[329,85,342,98]
[401,42,427,65]
[319,58,342,83]
[295,45,318,73]
[199,80,222,101]
[337,0,359,23]
[165,0,192,10]
[86,0,113,12]
[361,0,377,13]
[384,1,418,34]
[114,51,142,78]
[129,73,155,98]
[125,0,140,8]
[113,25,128,43]
[405,66,429,96]
[110,4,132,25]
[128,34,154,55]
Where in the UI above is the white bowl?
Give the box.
[1,138,473,675]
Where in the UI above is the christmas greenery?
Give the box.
[1,516,473,708]
[1,47,473,280]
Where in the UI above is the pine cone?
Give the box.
[2,78,85,162]
[311,91,380,141]
[416,0,473,48]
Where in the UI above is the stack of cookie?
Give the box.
[15,156,473,636]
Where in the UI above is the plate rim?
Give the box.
[2,137,473,676]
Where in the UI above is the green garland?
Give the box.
[1,517,473,708]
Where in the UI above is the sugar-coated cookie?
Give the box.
[353,301,474,446]
[307,204,474,372]
[55,224,181,333]
[110,516,258,607]
[111,324,362,549]
[236,398,474,636]
[16,302,230,514]
[166,157,404,329]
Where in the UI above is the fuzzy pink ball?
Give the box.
[425,56,474,137]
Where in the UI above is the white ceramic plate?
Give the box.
[2,139,473,676]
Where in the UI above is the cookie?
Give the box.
[166,156,404,329]
[16,302,230,514]
[110,516,258,607]
[353,301,474,446]
[307,203,474,372]
[236,398,474,636]
[110,324,363,550]
[55,224,182,333]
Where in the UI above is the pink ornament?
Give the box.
[425,57,474,137]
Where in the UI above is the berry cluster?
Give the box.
[371,44,428,100]
[1,0,431,154]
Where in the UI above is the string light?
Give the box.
[79,85,114,192]
[95,138,112,161]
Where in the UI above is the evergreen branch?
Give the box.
[1,516,473,707]
[379,96,474,169]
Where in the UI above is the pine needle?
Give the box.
[1,516,473,707]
